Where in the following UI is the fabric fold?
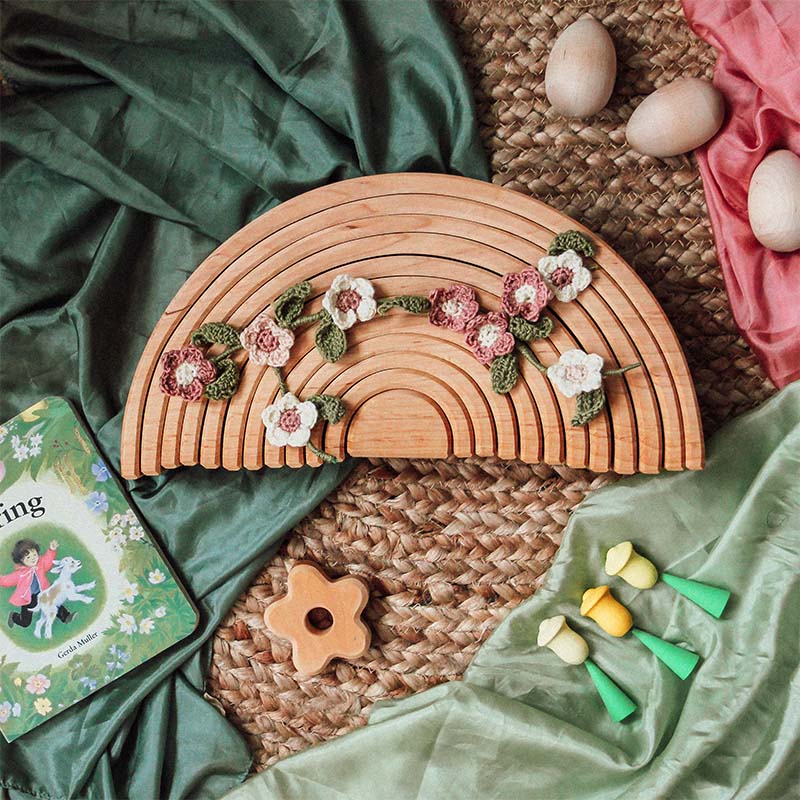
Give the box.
[0,2,488,798]
[682,0,800,388]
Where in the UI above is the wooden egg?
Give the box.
[747,150,800,252]
[545,17,616,118]
[626,78,724,158]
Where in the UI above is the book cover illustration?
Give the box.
[0,397,198,742]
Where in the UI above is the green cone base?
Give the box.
[632,628,699,680]
[584,660,637,722]
[662,573,731,618]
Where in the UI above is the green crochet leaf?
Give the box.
[273,280,312,327]
[548,230,595,260]
[309,394,346,424]
[508,315,554,341]
[191,322,241,350]
[490,353,519,394]
[571,387,606,427]
[315,312,347,363]
[203,357,240,401]
[377,295,431,315]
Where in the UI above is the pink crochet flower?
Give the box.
[240,311,295,367]
[464,312,516,365]
[501,269,552,322]
[429,284,480,331]
[159,346,216,401]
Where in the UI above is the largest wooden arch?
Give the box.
[120,173,703,479]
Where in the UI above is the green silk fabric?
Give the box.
[227,384,800,800]
[0,2,488,798]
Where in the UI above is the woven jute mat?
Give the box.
[207,0,775,771]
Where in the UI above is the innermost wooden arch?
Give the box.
[346,388,451,459]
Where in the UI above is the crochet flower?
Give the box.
[546,349,604,398]
[501,268,552,322]
[240,311,295,367]
[322,275,377,330]
[159,346,216,401]
[261,392,319,448]
[464,312,516,365]
[537,250,592,303]
[428,284,480,331]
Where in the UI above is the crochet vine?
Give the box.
[158,229,640,458]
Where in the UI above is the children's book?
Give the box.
[0,397,198,742]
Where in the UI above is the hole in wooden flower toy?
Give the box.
[306,607,334,632]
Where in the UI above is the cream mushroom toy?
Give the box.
[537,614,637,723]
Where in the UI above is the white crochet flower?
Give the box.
[261,392,318,448]
[546,349,604,398]
[322,275,377,330]
[537,250,592,303]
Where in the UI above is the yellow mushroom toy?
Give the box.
[580,586,700,680]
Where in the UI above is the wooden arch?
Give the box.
[120,173,703,478]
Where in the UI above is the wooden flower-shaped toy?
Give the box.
[264,563,371,675]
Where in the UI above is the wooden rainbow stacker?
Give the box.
[120,173,703,478]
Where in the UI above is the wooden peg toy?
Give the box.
[264,562,371,676]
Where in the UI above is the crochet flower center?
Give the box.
[514,284,543,304]
[549,266,574,288]
[476,323,500,347]
[256,329,281,352]
[335,289,361,312]
[175,363,199,387]
[442,298,466,318]
[564,364,591,384]
[278,407,302,433]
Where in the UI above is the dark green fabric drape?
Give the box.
[0,2,489,797]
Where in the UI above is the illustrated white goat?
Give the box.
[33,556,96,640]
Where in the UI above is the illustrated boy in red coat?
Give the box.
[1,538,74,629]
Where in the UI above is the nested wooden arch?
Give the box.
[120,173,703,478]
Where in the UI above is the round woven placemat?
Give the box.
[207,0,775,771]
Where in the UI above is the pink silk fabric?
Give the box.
[682,0,800,388]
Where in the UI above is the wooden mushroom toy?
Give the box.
[747,150,800,252]
[545,17,616,118]
[626,77,724,158]
[264,562,371,675]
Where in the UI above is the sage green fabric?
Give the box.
[0,2,489,798]
[227,384,800,800]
